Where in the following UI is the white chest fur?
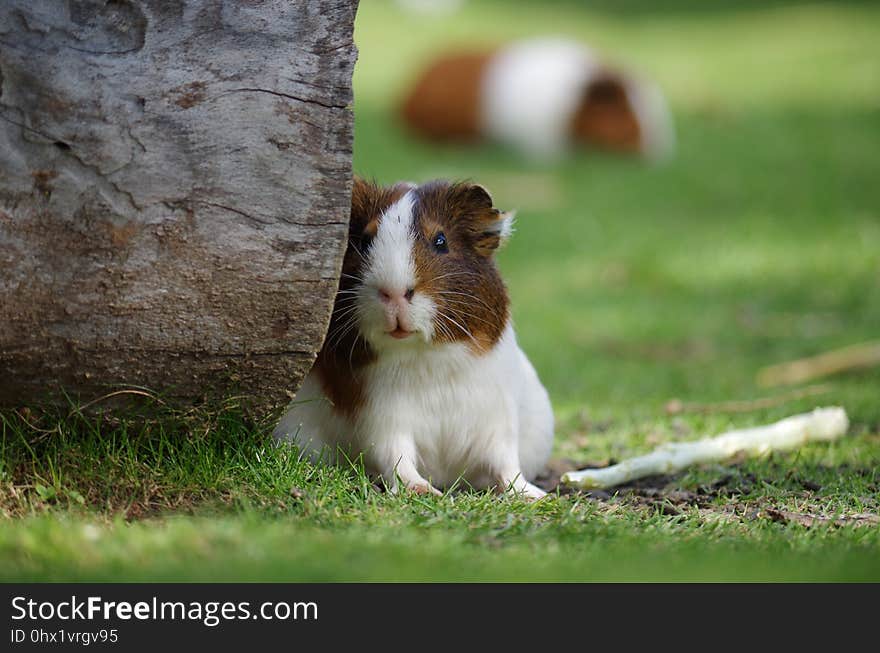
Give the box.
[275,323,553,496]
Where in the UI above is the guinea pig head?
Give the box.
[338,178,513,355]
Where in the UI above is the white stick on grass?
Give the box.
[560,407,849,490]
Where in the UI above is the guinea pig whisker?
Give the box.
[348,331,362,370]
[444,304,490,330]
[336,288,364,302]
[431,309,452,336]
[326,307,362,349]
[433,318,455,342]
[425,268,480,277]
[329,312,358,335]
[332,291,365,313]
[331,302,360,320]
[421,271,483,286]
[433,290,496,313]
[443,304,482,332]
[436,309,478,347]
[332,299,359,312]
[434,292,493,310]
[436,300,497,329]
[329,304,360,331]
[326,317,361,353]
[432,287,487,296]
[332,297,360,310]
[347,239,369,265]
[339,272,366,283]
[333,304,360,322]
[436,297,489,315]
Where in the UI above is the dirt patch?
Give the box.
[761,508,879,529]
[538,457,880,526]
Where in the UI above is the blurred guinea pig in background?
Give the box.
[400,37,675,162]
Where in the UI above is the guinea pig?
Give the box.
[274,178,553,499]
[400,37,675,161]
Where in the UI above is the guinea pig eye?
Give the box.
[432,232,448,254]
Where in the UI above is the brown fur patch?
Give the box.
[570,72,642,153]
[411,181,509,354]
[400,51,494,141]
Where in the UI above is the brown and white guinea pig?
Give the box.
[274,178,553,499]
[400,37,675,161]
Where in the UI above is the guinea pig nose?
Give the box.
[378,287,416,303]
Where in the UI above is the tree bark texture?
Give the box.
[0,1,358,414]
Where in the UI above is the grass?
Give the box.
[2,0,880,581]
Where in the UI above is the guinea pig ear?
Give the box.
[451,183,514,256]
[473,209,515,256]
[456,183,494,211]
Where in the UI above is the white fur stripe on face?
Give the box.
[367,191,417,295]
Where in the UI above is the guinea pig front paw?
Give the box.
[518,483,548,502]
[387,478,443,497]
[497,474,549,502]
[406,482,443,497]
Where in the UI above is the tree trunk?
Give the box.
[0,1,358,415]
